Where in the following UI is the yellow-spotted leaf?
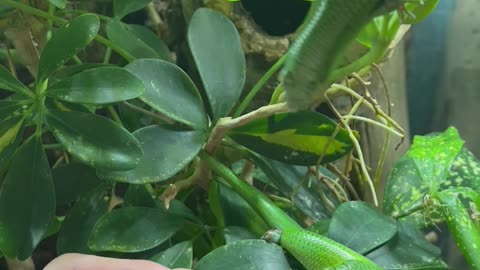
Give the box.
[384,127,465,226]
[229,111,353,166]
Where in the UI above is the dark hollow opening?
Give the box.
[240,0,310,36]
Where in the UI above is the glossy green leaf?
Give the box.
[43,216,64,240]
[0,64,31,96]
[149,241,193,268]
[46,110,143,171]
[329,201,397,255]
[0,116,23,154]
[106,20,160,60]
[223,226,257,244]
[187,8,246,120]
[88,207,183,252]
[403,0,440,24]
[124,184,156,207]
[367,222,447,270]
[443,147,480,193]
[0,137,55,259]
[356,17,383,48]
[435,189,480,269]
[0,118,23,176]
[113,0,152,19]
[231,111,353,166]
[384,127,464,218]
[127,25,172,62]
[52,163,103,207]
[47,67,144,104]
[48,0,66,9]
[37,14,100,82]
[51,63,114,82]
[195,240,290,270]
[97,125,206,183]
[0,100,27,122]
[250,153,337,220]
[125,59,208,130]
[57,184,109,255]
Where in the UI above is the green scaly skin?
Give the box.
[282,0,407,110]
[200,152,382,270]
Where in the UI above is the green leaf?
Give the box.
[367,222,447,270]
[0,118,23,176]
[113,0,152,19]
[0,116,23,155]
[51,63,114,82]
[403,0,440,24]
[47,67,144,104]
[328,201,397,254]
[106,20,160,60]
[187,8,246,120]
[52,163,103,207]
[0,64,31,96]
[231,111,353,165]
[149,241,193,269]
[48,0,66,9]
[127,25,172,62]
[57,184,109,255]
[124,184,156,207]
[443,147,480,193]
[435,189,480,269]
[43,216,64,240]
[250,153,337,220]
[88,207,183,252]
[384,127,464,217]
[0,137,55,259]
[46,110,143,171]
[37,14,100,82]
[0,100,27,123]
[125,59,208,130]
[223,226,257,244]
[97,125,206,184]
[356,17,382,48]
[195,240,290,270]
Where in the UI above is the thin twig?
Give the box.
[326,96,379,206]
[327,164,360,200]
[204,102,288,153]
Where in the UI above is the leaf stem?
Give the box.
[1,0,135,62]
[107,106,124,127]
[233,54,288,117]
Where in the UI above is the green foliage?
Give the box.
[195,240,291,270]
[125,59,208,130]
[57,184,109,255]
[37,14,99,83]
[230,111,353,165]
[88,207,184,252]
[97,125,206,183]
[149,241,193,269]
[0,137,55,260]
[187,8,246,120]
[328,202,397,255]
[0,1,475,270]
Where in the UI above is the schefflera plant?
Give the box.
[0,14,146,259]
[0,4,353,267]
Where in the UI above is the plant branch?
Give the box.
[204,102,288,153]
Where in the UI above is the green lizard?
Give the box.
[200,151,382,270]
